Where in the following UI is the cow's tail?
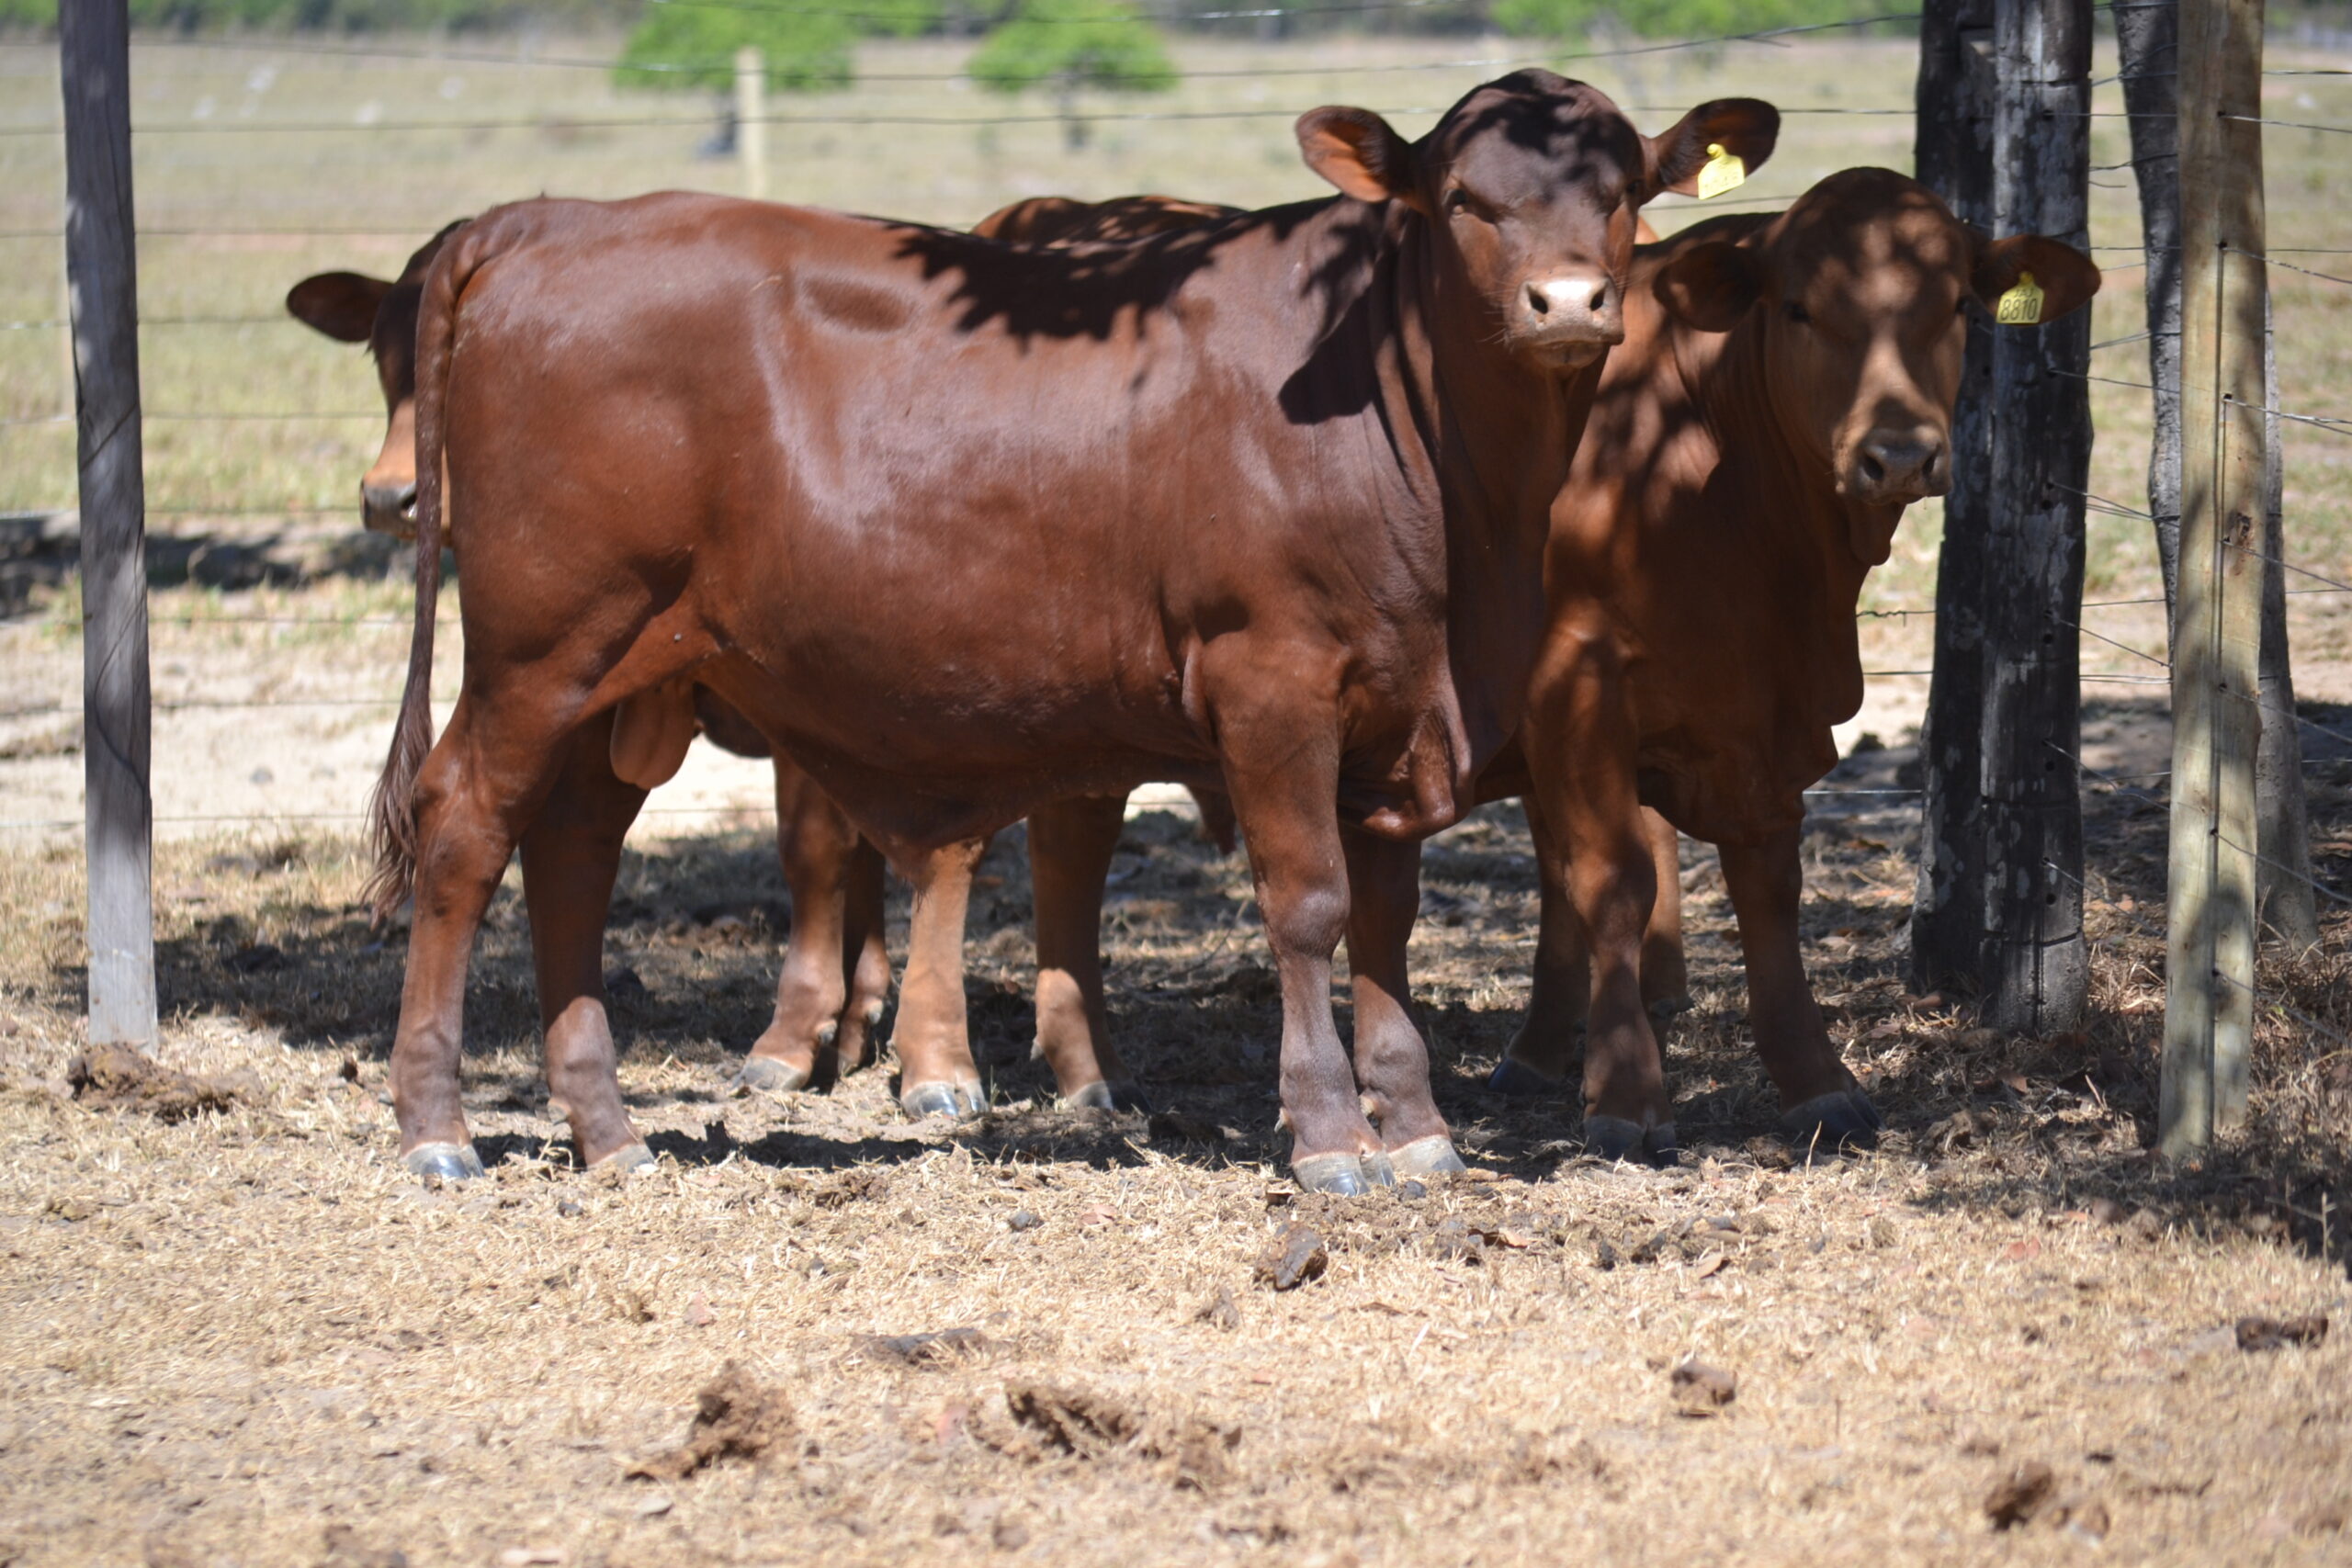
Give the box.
[363,224,481,922]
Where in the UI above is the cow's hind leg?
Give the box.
[1494,793,1589,1097]
[1720,826,1879,1155]
[390,694,578,1181]
[1027,793,1138,1111]
[520,716,653,1171]
[891,836,990,1120]
[737,759,891,1092]
[1638,809,1693,1018]
[1342,829,1463,1179]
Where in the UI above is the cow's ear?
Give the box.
[1640,98,1781,202]
[1973,233,2102,323]
[1297,107,1424,210]
[1653,241,1765,333]
[286,271,391,344]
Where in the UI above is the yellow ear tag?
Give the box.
[1695,142,1746,201]
[1996,270,2045,325]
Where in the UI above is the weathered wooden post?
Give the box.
[2123,0,2317,951]
[60,0,156,1046]
[736,46,766,201]
[2160,0,2266,1154]
[1913,0,2094,1033]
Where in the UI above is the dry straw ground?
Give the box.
[1,25,2350,1568]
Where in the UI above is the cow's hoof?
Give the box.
[1360,1151,1398,1189]
[402,1141,485,1183]
[1293,1152,1375,1195]
[1057,1080,1117,1112]
[1647,992,1695,1021]
[730,1055,809,1095]
[1387,1134,1468,1179]
[1487,1056,1568,1100]
[1780,1089,1883,1158]
[1583,1116,1679,1167]
[900,1080,988,1121]
[590,1141,658,1175]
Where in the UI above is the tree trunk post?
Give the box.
[2161,0,2267,1153]
[60,0,156,1048]
[1913,0,2094,1033]
[1910,0,1998,998]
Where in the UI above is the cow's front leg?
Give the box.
[520,716,654,1172]
[738,758,889,1092]
[1521,630,1673,1164]
[890,836,990,1120]
[1027,793,1136,1110]
[1214,680,1385,1194]
[1718,826,1880,1153]
[1342,829,1463,1178]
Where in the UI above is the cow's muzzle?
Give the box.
[1512,272,1623,367]
[362,479,420,539]
[1847,432,1949,504]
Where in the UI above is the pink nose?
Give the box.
[1517,272,1623,346]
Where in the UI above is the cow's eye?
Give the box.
[1444,187,1471,213]
[1783,300,1811,324]
[1955,297,1971,315]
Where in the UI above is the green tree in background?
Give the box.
[616,0,935,93]
[969,0,1176,148]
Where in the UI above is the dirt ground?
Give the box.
[1,744,2347,1567]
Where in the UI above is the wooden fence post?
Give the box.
[736,46,766,201]
[1914,0,2093,1032]
[2161,0,2266,1154]
[1910,0,1998,996]
[60,0,156,1047]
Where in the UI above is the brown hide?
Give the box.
[379,74,1782,1180]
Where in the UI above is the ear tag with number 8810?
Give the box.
[1996,270,2045,325]
[1695,142,1745,201]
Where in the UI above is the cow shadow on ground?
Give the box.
[0,514,414,619]
[34,731,2351,1270]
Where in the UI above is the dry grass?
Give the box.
[0,773,2347,1566]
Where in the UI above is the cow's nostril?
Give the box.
[1860,450,1887,485]
[1526,283,1550,317]
[1590,281,1608,311]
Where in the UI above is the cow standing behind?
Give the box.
[369,73,1778,1191]
[1478,167,2099,1156]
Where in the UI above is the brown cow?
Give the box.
[289,207,1239,1116]
[368,73,1779,1191]
[1476,167,2099,1158]
[289,234,896,1096]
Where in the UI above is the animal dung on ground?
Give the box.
[1984,1461,2057,1529]
[65,1043,258,1122]
[2235,1314,2329,1351]
[865,1326,988,1365]
[1257,1224,1329,1291]
[1669,1359,1736,1416]
[1196,1284,1242,1332]
[992,1380,1239,1488]
[625,1361,798,1481]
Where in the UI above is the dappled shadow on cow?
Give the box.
[1477,167,2099,1166]
[354,73,1779,1196]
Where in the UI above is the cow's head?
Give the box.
[1297,73,1779,375]
[1651,168,2100,556]
[286,221,465,539]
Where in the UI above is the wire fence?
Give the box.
[0,12,2345,1090]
